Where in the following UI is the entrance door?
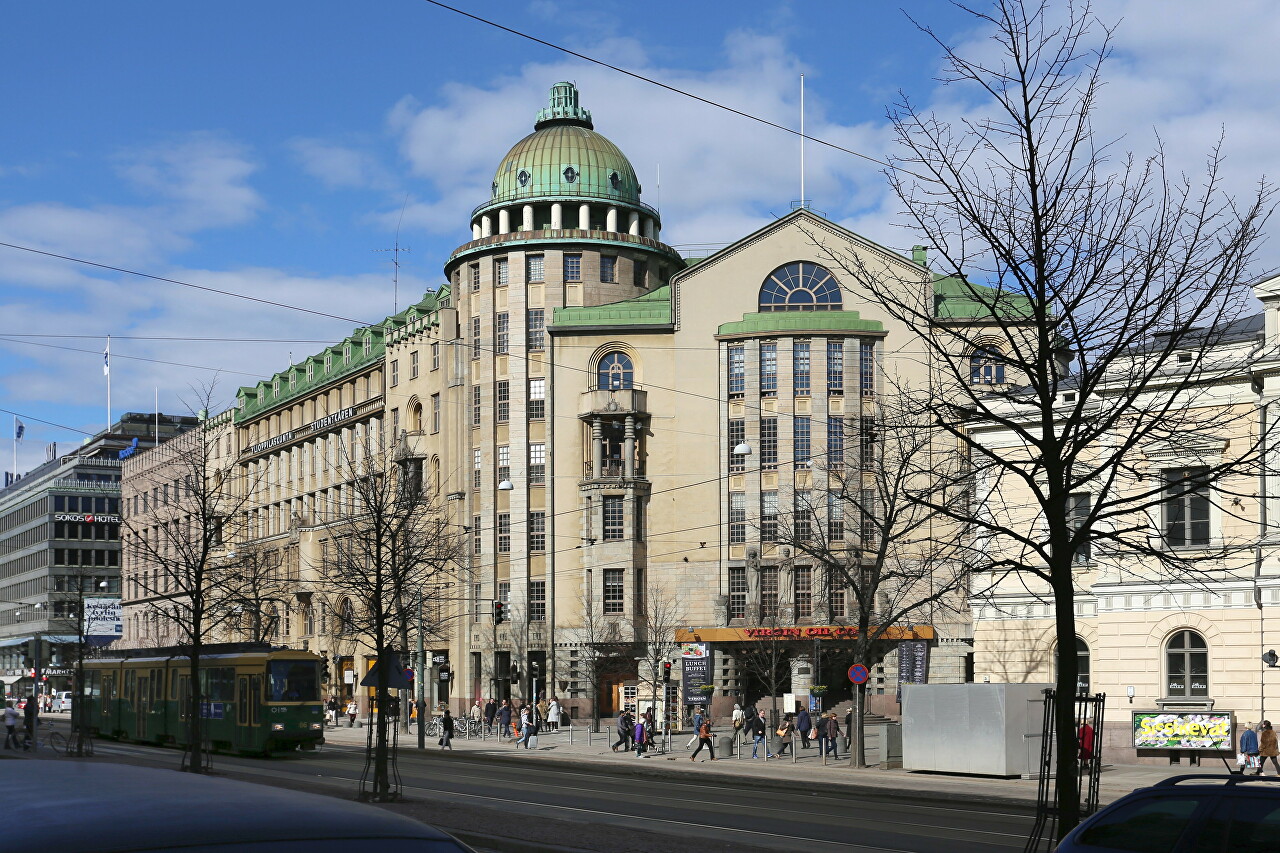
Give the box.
[137,676,150,739]
[235,675,253,750]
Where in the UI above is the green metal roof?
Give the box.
[487,83,642,210]
[933,274,1035,321]
[552,285,673,329]
[717,311,884,337]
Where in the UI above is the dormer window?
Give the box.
[343,343,352,364]
[363,337,371,356]
[307,363,314,382]
[272,378,280,397]
[325,353,333,372]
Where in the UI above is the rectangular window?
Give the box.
[761,491,778,543]
[472,516,482,555]
[495,257,509,286]
[830,586,846,619]
[603,495,625,541]
[472,448,482,490]
[600,256,616,282]
[390,408,400,437]
[471,316,481,360]
[729,493,747,544]
[470,263,481,292]
[473,582,483,623]
[526,255,544,282]
[497,445,510,484]
[564,253,582,282]
[527,309,545,350]
[431,342,440,371]
[827,417,845,470]
[496,380,510,423]
[760,566,779,620]
[794,340,811,395]
[860,488,877,549]
[528,378,546,419]
[389,359,399,386]
[1164,467,1210,547]
[794,417,811,468]
[760,342,777,395]
[794,491,812,541]
[529,581,546,622]
[728,567,747,620]
[760,418,778,470]
[471,385,482,426]
[529,511,546,552]
[860,415,876,468]
[827,340,844,394]
[603,569,624,614]
[496,513,511,553]
[529,443,546,485]
[1069,493,1092,562]
[495,313,509,354]
[828,492,845,540]
[409,350,419,379]
[794,565,813,619]
[728,419,746,474]
[497,581,510,604]
[860,341,876,397]
[727,346,745,397]
[633,260,647,288]
[431,394,441,433]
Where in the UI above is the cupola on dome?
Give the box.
[489,82,642,208]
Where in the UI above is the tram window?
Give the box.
[250,675,262,725]
[204,667,235,702]
[268,660,321,702]
[237,677,249,726]
[125,670,136,703]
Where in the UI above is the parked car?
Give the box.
[1055,774,1280,852]
[4,762,477,851]
[53,691,73,712]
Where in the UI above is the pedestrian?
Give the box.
[23,695,38,751]
[796,706,812,749]
[690,714,716,762]
[612,709,632,752]
[1240,722,1260,774]
[3,700,19,750]
[520,708,539,749]
[483,697,498,735]
[469,699,483,732]
[776,713,796,756]
[547,698,561,732]
[732,703,745,736]
[537,697,550,728]
[822,712,842,759]
[498,700,513,740]
[516,706,531,747]
[1259,720,1280,776]
[748,711,773,759]
[326,695,339,727]
[633,716,648,757]
[346,699,358,726]
[686,706,706,750]
[440,709,454,750]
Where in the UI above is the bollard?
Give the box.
[736,731,743,760]
[792,730,797,764]
[570,723,574,745]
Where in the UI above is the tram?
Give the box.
[83,642,325,755]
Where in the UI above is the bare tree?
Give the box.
[123,388,254,773]
[733,596,807,730]
[818,0,1273,831]
[781,393,973,767]
[317,440,464,801]
[575,581,639,732]
[636,584,686,734]
[210,544,294,644]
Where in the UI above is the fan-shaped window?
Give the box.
[597,351,634,390]
[970,348,1006,384]
[759,262,842,312]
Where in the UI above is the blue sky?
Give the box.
[2,1,1277,474]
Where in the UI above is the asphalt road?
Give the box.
[43,725,1036,853]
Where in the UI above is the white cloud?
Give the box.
[288,138,394,191]
[116,134,263,231]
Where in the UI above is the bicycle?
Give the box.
[43,728,66,754]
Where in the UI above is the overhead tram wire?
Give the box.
[0,334,340,344]
[0,336,262,378]
[0,407,97,438]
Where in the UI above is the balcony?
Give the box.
[583,461,646,481]
[579,387,647,420]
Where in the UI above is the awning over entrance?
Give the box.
[675,624,936,643]
[0,636,33,648]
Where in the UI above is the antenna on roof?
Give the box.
[376,194,412,313]
[799,73,807,209]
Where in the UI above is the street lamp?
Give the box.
[733,442,752,456]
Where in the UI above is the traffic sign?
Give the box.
[848,664,870,684]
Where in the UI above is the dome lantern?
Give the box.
[534,81,593,130]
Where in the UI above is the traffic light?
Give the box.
[530,661,540,678]
[493,600,506,625]
[509,664,519,682]
[662,661,672,683]
[321,660,331,683]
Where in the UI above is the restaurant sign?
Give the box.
[1132,711,1233,751]
[744,626,862,640]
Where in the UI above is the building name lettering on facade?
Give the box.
[246,407,359,455]
[53,513,121,524]
[744,626,862,639]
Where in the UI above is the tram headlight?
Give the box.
[309,722,322,730]
[272,723,285,731]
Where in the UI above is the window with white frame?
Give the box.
[794,565,813,618]
[603,569,624,614]
[760,566,779,619]
[761,491,779,542]
[1165,630,1208,697]
[495,313,509,354]
[496,513,511,553]
[728,567,747,619]
[729,493,746,544]
[1163,467,1210,547]
[529,580,546,621]
[528,378,546,419]
[528,511,546,551]
[760,341,777,395]
[495,257,509,286]
[794,417,811,468]
[529,443,546,485]
[526,255,544,282]
[497,445,510,484]
[431,342,440,370]
[496,380,510,423]
[527,309,545,350]
[727,346,745,397]
[472,448,481,490]
[827,340,844,394]
[603,495,625,541]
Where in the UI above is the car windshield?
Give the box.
[267,660,320,702]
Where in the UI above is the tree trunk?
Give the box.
[850,682,868,768]
[1052,570,1081,838]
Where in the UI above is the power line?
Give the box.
[0,336,261,378]
[0,407,96,437]
[0,334,337,343]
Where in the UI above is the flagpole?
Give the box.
[105,335,112,431]
[11,415,16,485]
[155,387,159,443]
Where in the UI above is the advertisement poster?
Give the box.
[896,639,929,701]
[1132,712,1233,750]
[680,643,712,706]
[84,597,122,646]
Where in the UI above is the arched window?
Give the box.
[1054,637,1091,694]
[303,606,315,636]
[970,348,1006,384]
[597,351,634,390]
[758,262,842,312]
[338,598,355,636]
[1166,630,1208,697]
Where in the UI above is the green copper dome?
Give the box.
[487,82,642,208]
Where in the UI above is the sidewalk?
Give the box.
[319,720,1234,808]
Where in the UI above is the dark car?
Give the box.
[1055,774,1280,852]
[4,761,475,852]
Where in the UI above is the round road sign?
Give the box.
[848,664,870,684]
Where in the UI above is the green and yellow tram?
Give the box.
[84,643,325,755]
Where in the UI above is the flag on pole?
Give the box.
[14,419,24,441]
[103,342,110,376]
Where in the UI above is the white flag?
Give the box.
[103,342,110,376]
